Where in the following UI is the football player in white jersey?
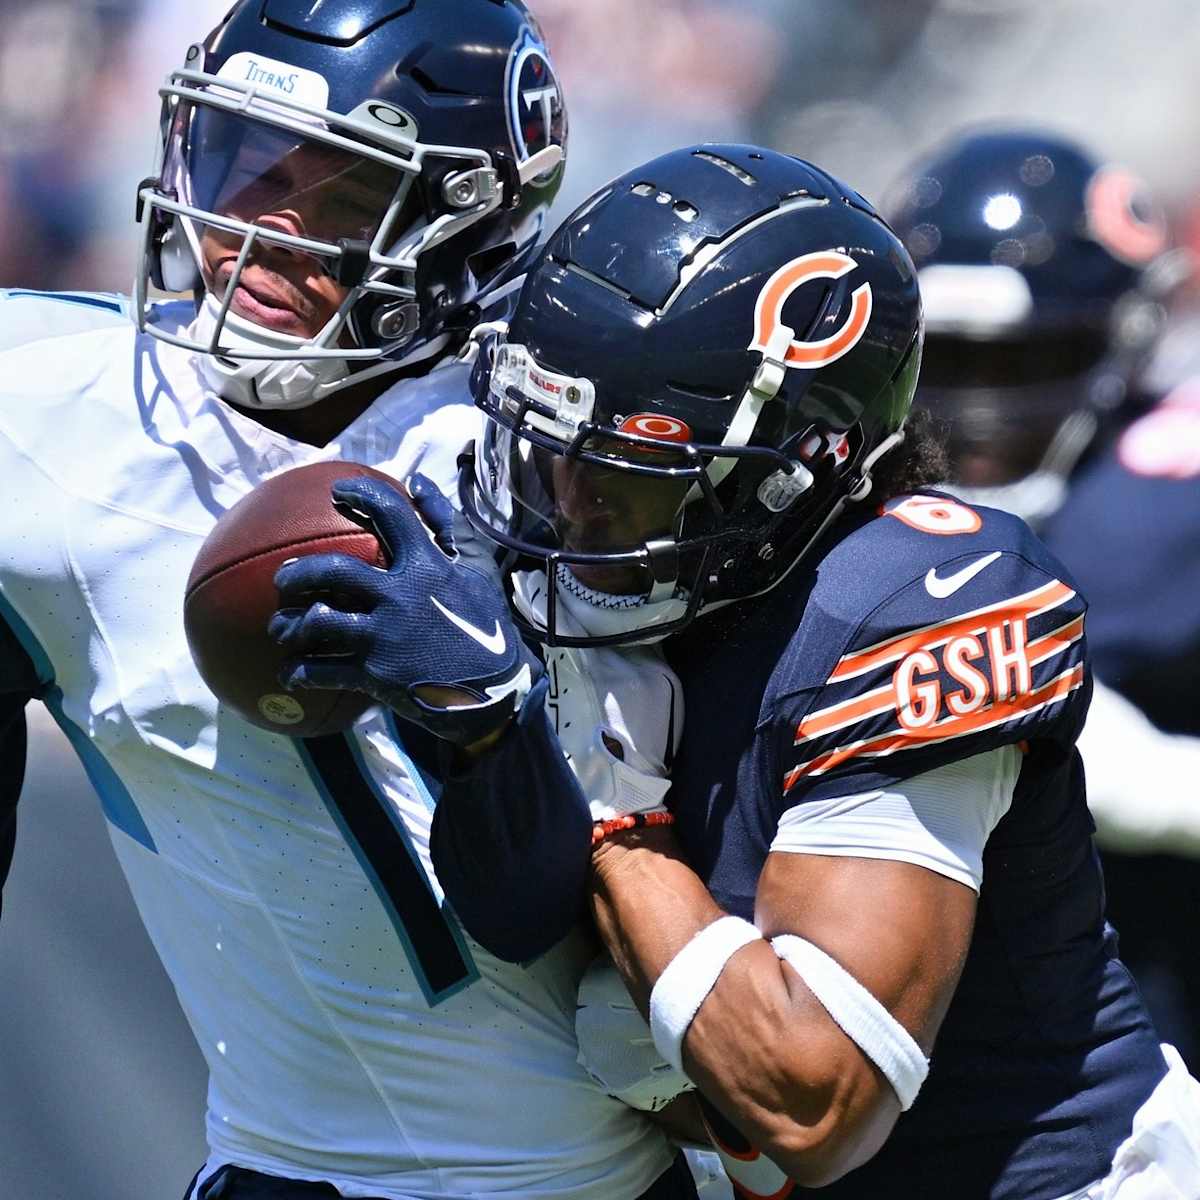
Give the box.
[0,2,704,1198]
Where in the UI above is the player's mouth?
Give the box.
[217,264,316,336]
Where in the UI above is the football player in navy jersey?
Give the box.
[889,127,1200,1073]
[279,144,1200,1197]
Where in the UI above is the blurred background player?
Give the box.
[889,126,1200,1070]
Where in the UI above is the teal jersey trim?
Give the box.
[3,290,128,315]
[296,730,479,1007]
[0,592,156,853]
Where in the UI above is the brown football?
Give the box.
[184,460,396,737]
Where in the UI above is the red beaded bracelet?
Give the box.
[591,810,675,846]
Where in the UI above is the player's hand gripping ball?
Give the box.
[269,473,540,748]
[184,460,394,737]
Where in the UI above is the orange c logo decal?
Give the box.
[750,250,873,370]
[1086,166,1168,265]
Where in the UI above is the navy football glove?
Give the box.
[270,473,540,747]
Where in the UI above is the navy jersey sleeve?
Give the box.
[0,614,40,919]
[430,676,592,962]
[766,494,1090,815]
[1043,422,1200,735]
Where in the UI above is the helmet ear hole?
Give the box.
[467,241,518,291]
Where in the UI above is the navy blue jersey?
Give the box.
[667,492,1164,1200]
[1044,398,1200,736]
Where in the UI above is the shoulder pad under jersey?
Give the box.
[0,289,133,353]
[767,492,1089,808]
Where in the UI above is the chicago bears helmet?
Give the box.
[461,145,923,646]
[135,0,566,410]
[889,128,1170,525]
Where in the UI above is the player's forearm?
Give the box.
[430,682,593,961]
[590,830,888,1186]
[590,827,725,1003]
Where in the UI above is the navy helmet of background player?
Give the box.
[460,145,922,647]
[888,127,1172,526]
[135,0,566,412]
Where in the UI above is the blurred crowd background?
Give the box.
[3,2,1200,1198]
[5,0,1200,295]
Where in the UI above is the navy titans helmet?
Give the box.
[888,128,1170,525]
[135,0,567,410]
[461,145,923,647]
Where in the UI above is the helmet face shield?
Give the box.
[156,99,423,351]
[918,329,1110,486]
[136,58,509,364]
[461,335,819,644]
[169,103,419,253]
[474,418,695,598]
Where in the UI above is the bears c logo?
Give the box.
[750,250,873,369]
[1086,166,1168,265]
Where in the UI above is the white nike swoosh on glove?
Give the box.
[431,595,508,656]
[924,551,1003,599]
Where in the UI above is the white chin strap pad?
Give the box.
[189,294,352,411]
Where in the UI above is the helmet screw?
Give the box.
[566,386,581,403]
[451,179,478,208]
[373,303,420,343]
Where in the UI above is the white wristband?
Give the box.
[771,934,929,1110]
[649,916,762,1071]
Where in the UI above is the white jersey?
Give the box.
[0,295,674,1199]
[0,288,135,353]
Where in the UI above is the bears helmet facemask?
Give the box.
[460,144,923,647]
[888,127,1171,526]
[135,0,567,410]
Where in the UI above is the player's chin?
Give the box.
[564,562,648,599]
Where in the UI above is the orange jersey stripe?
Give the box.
[794,683,894,746]
[784,663,1085,792]
[1027,614,1085,668]
[798,610,1084,748]
[829,580,1075,683]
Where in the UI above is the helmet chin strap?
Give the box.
[189,294,351,411]
[512,567,689,644]
[186,293,453,412]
